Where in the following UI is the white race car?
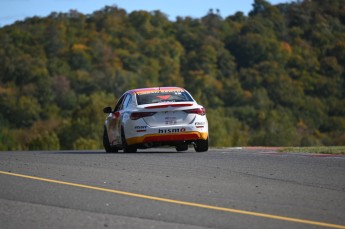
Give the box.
[103,87,209,153]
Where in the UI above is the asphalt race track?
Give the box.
[0,148,344,229]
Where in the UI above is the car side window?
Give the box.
[116,94,132,111]
[123,94,132,109]
[114,94,126,112]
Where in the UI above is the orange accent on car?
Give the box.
[127,132,208,145]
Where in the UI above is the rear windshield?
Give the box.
[136,91,194,105]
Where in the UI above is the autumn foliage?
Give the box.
[0,0,344,150]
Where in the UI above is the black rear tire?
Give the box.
[103,127,118,153]
[194,138,208,152]
[121,128,137,153]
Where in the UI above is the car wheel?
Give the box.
[121,128,137,153]
[194,138,208,152]
[176,143,188,152]
[103,127,118,153]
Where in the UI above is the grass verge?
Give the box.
[280,146,345,155]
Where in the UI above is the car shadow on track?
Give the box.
[51,149,191,154]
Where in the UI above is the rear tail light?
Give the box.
[184,108,206,116]
[130,112,156,120]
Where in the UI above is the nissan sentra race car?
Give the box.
[103,87,209,153]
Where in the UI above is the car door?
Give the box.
[107,94,127,146]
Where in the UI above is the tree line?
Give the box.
[0,0,344,150]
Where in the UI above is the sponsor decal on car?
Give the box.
[195,122,205,126]
[158,128,186,134]
[136,89,184,95]
[135,126,147,129]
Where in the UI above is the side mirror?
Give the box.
[103,107,112,114]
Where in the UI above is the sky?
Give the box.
[0,0,290,27]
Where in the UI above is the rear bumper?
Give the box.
[127,131,208,145]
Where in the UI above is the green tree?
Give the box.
[1,0,345,149]
[250,108,300,146]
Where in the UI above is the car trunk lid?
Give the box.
[140,103,196,127]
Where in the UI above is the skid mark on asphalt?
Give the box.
[0,170,344,229]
